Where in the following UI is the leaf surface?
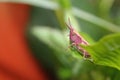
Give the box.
[84,33,120,70]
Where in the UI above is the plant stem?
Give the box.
[1,0,120,32]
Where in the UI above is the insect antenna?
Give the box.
[65,18,74,31]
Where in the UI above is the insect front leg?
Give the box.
[77,46,89,58]
[66,43,75,51]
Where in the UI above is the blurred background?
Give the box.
[0,0,120,80]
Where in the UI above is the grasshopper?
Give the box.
[66,18,90,58]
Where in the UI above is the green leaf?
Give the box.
[1,0,120,32]
[31,26,96,79]
[84,33,120,70]
[31,26,83,66]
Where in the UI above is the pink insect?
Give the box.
[66,18,90,58]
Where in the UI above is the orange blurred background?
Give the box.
[0,3,48,80]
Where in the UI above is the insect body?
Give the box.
[66,19,90,58]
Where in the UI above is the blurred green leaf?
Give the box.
[1,0,120,79]
[72,7,120,32]
[1,0,120,32]
[99,0,114,20]
[31,26,96,79]
[31,26,71,66]
[84,33,120,70]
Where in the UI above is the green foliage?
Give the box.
[31,27,83,79]
[84,33,120,70]
[3,0,120,80]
